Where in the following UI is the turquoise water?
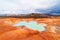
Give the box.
[13,21,27,26]
[13,21,46,32]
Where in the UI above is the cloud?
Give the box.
[0,0,59,14]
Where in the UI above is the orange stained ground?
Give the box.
[0,18,60,40]
[0,28,56,40]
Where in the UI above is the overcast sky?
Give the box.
[0,0,60,15]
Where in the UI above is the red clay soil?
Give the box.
[0,18,60,40]
[0,25,17,34]
[0,28,56,40]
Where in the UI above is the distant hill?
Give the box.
[0,13,60,18]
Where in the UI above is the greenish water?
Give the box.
[13,21,46,32]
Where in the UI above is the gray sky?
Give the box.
[0,0,60,15]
